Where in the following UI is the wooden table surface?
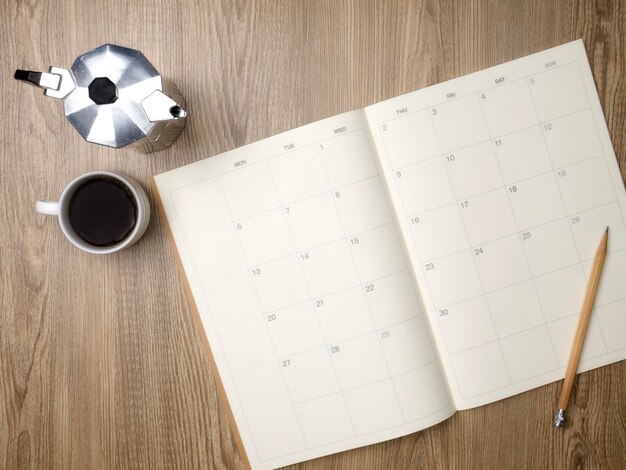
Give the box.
[1,1,625,468]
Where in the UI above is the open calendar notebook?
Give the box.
[152,40,626,469]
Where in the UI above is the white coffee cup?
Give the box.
[36,171,150,254]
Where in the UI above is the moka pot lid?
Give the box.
[63,44,162,148]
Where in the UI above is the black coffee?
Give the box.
[69,177,137,247]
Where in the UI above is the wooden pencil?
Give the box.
[554,226,609,427]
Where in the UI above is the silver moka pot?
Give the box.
[15,43,187,153]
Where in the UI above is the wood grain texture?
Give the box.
[1,0,624,468]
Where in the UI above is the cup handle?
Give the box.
[36,200,60,216]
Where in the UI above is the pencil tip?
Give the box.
[606,226,609,234]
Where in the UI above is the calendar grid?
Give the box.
[575,62,626,231]
[405,156,606,223]
[427,107,514,386]
[288,359,437,406]
[169,197,266,461]
[262,158,360,439]
[169,128,370,196]
[177,125,448,457]
[378,59,626,399]
[245,220,396,272]
[378,60,578,126]
[272,303,422,361]
[477,84,560,369]
[402,152,604,223]
[252,242,623,332]
[255,403,451,464]
[412,200,623,291]
[388,106,594,174]
[526,80,587,263]
[215,176,315,449]
[255,267,410,320]
[231,174,380,225]
[524,76,610,354]
[212,126,451,442]
[418,228,539,266]
[377,121,471,400]
[434,249,624,310]
[446,304,623,357]
[313,143,408,424]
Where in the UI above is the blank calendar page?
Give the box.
[154,110,454,469]
[366,40,626,409]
